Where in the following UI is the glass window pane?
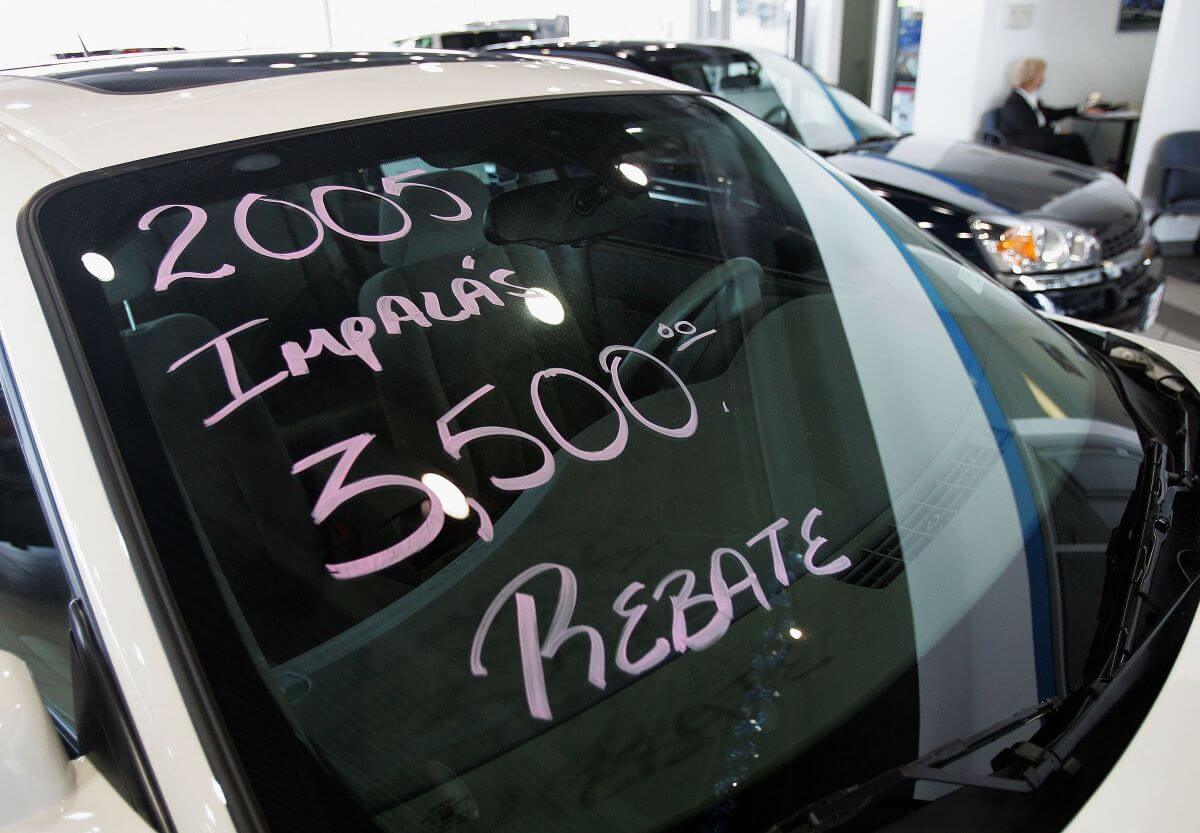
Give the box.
[29,92,1145,833]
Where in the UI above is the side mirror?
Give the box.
[0,649,75,826]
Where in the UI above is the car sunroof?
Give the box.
[34,51,511,94]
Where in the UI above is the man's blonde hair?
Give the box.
[1012,57,1047,88]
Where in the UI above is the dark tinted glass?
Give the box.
[32,92,1142,833]
[41,52,505,93]
[441,31,531,49]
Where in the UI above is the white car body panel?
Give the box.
[1,758,155,833]
[0,53,1193,832]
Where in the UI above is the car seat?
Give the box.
[103,243,402,663]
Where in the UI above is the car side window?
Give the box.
[0,384,74,729]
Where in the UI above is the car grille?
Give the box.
[1100,215,1145,260]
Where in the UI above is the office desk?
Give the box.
[1072,110,1141,178]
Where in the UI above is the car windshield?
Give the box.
[31,91,1141,833]
[753,50,901,150]
[650,47,899,152]
[441,30,533,49]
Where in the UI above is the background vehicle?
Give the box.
[491,40,1165,332]
[1,48,1198,833]
[394,18,567,50]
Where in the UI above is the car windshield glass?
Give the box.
[441,30,531,49]
[827,85,904,142]
[753,50,901,150]
[32,92,1141,833]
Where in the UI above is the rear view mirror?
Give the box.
[720,73,761,90]
[0,649,74,826]
[484,176,652,247]
[720,61,762,90]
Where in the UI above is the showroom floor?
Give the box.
[1147,256,1200,351]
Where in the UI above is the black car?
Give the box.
[491,40,1164,331]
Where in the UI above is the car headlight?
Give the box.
[969,215,1101,290]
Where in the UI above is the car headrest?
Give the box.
[99,238,156,314]
[379,170,491,266]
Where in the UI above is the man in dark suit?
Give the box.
[998,58,1096,165]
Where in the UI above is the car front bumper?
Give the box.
[1013,245,1165,333]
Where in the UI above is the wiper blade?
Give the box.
[823,135,897,155]
[769,339,1200,833]
[1085,338,1199,676]
[773,571,1200,833]
[1098,439,1174,676]
[769,700,1064,833]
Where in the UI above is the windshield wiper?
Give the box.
[768,341,1200,833]
[1096,440,1174,675]
[768,572,1200,833]
[764,700,1064,833]
[826,134,900,155]
[1086,340,1199,676]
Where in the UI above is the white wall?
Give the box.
[907,0,991,139]
[1126,0,1200,247]
[913,0,1158,144]
[0,2,334,64]
[1127,0,1200,195]
[802,0,845,83]
[329,0,693,46]
[0,1,694,67]
[869,0,897,113]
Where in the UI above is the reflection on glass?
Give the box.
[523,289,565,325]
[80,251,115,282]
[617,162,648,186]
[420,473,470,520]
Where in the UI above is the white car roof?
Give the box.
[0,50,688,179]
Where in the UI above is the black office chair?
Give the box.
[979,108,1007,146]
[1146,132,1200,226]
[1145,131,1200,279]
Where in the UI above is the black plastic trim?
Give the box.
[12,51,508,95]
[69,599,172,829]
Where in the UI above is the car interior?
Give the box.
[82,94,860,666]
